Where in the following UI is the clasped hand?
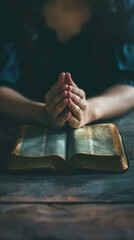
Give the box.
[45,72,89,128]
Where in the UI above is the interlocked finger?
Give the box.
[45,84,68,103]
[69,92,86,111]
[46,98,68,120]
[68,99,82,120]
[67,86,86,99]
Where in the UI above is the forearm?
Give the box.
[0,87,46,124]
[87,84,134,122]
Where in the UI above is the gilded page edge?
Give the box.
[12,125,28,156]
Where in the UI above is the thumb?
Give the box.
[65,72,77,87]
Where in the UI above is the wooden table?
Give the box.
[0,111,134,240]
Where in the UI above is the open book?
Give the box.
[6,123,129,173]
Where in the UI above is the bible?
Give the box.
[6,123,129,173]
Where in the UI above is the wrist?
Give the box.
[30,101,46,125]
[87,97,103,123]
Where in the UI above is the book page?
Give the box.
[68,124,122,159]
[14,126,67,160]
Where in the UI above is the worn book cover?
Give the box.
[6,123,129,173]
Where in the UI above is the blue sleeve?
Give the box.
[115,0,134,86]
[0,42,20,88]
[115,43,134,86]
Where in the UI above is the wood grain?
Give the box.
[0,204,134,240]
[0,161,134,203]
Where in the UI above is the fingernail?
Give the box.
[61,72,65,76]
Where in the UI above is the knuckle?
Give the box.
[79,97,82,104]
[81,90,86,98]
[76,106,81,114]
[69,117,79,129]
[83,103,86,110]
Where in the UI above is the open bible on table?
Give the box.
[6,123,129,173]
